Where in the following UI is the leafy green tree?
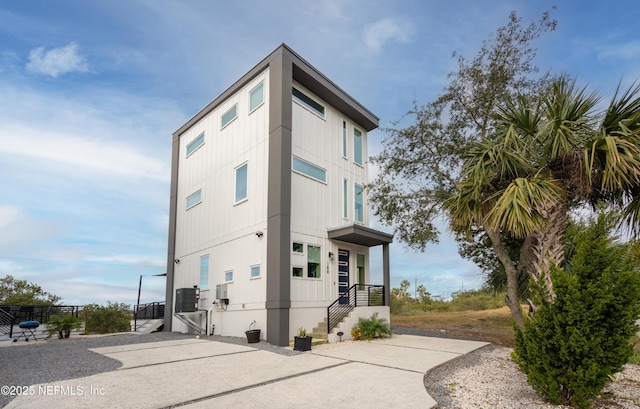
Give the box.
[0,275,61,305]
[514,212,640,408]
[369,10,557,327]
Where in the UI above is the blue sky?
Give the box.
[1,1,639,306]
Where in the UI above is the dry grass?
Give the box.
[392,306,517,347]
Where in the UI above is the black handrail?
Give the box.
[0,305,81,324]
[133,302,165,331]
[0,307,14,338]
[327,284,384,334]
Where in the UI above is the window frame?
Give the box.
[343,178,349,219]
[249,81,264,113]
[186,189,202,210]
[307,244,321,279]
[292,242,304,254]
[186,132,205,157]
[234,162,248,204]
[200,255,209,290]
[224,270,234,283]
[250,264,261,279]
[292,156,326,183]
[221,104,238,129]
[292,87,325,118]
[342,121,348,158]
[355,184,364,223]
[292,266,304,278]
[354,128,363,166]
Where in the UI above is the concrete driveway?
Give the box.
[6,335,487,409]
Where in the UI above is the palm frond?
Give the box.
[601,80,640,135]
[586,136,640,191]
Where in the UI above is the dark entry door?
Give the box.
[338,249,350,304]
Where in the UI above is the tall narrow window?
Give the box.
[307,245,321,278]
[343,179,348,218]
[200,255,209,290]
[186,190,202,209]
[186,132,204,157]
[221,104,237,128]
[357,253,365,289]
[342,121,347,158]
[355,184,364,223]
[249,82,264,112]
[235,163,248,203]
[354,128,363,165]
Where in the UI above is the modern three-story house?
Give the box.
[165,44,392,347]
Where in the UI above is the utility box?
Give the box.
[216,284,229,304]
[175,288,198,313]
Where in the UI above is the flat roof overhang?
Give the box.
[327,224,393,247]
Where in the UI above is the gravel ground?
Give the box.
[0,331,301,408]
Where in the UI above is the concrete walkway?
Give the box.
[6,335,487,409]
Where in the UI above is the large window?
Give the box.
[343,179,348,218]
[249,82,264,112]
[307,245,321,278]
[354,128,363,165]
[292,156,326,183]
[200,255,209,290]
[235,163,248,203]
[186,190,202,209]
[186,132,204,157]
[292,87,325,118]
[355,184,364,222]
[221,104,237,129]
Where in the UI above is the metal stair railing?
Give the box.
[327,284,385,334]
[133,302,165,331]
[0,307,14,338]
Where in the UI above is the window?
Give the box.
[342,121,347,158]
[343,179,348,218]
[221,104,237,128]
[200,255,209,290]
[186,132,204,157]
[186,190,202,209]
[292,156,326,183]
[354,128,363,165]
[225,270,233,282]
[292,87,325,118]
[355,184,364,223]
[235,163,248,203]
[307,245,321,278]
[357,253,365,289]
[250,265,261,278]
[293,242,304,253]
[292,267,303,277]
[249,82,264,112]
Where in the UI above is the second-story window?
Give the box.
[235,163,248,203]
[354,128,363,165]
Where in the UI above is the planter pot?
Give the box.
[245,329,261,343]
[294,336,313,351]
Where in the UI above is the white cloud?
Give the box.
[599,40,640,60]
[26,42,89,77]
[363,18,413,52]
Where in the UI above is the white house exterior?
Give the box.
[165,44,392,347]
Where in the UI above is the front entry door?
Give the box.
[338,249,350,304]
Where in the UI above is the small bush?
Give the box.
[351,327,361,340]
[83,302,131,334]
[514,217,640,408]
[45,314,82,339]
[354,312,392,340]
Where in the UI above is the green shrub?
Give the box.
[45,314,82,339]
[83,302,132,334]
[514,217,640,408]
[354,312,392,340]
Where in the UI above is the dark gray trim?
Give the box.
[327,224,393,247]
[383,243,391,307]
[265,47,293,347]
[164,132,181,331]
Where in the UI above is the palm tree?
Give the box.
[445,78,640,329]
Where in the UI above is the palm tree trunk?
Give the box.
[486,229,525,330]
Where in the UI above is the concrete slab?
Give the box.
[90,338,254,369]
[5,344,345,409]
[183,362,435,409]
[374,333,488,354]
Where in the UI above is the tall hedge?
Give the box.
[513,215,640,408]
[83,302,131,334]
